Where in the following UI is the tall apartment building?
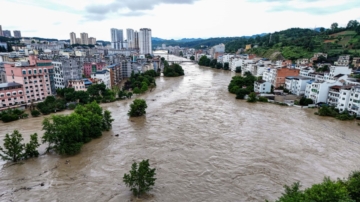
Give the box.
[139,28,152,54]
[4,55,55,105]
[126,29,135,49]
[121,59,132,79]
[52,57,83,89]
[80,33,89,45]
[70,32,77,45]
[3,30,11,38]
[0,25,3,37]
[76,38,81,44]
[110,28,123,50]
[134,31,139,49]
[88,37,96,45]
[13,30,21,38]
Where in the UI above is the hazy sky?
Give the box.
[1,0,360,41]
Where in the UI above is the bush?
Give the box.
[247,92,257,103]
[128,99,147,117]
[258,97,268,102]
[31,110,41,117]
[68,104,76,110]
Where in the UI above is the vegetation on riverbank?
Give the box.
[315,106,356,121]
[0,109,28,123]
[42,101,114,155]
[161,57,185,77]
[198,56,230,70]
[270,171,360,202]
[228,72,257,99]
[0,130,40,162]
[124,70,158,94]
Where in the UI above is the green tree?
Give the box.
[346,171,360,201]
[141,82,148,93]
[102,110,114,131]
[128,99,147,117]
[331,22,338,30]
[133,87,141,94]
[24,133,40,159]
[0,130,25,162]
[190,56,195,60]
[235,66,242,73]
[223,62,229,70]
[247,92,257,103]
[123,159,156,197]
[31,110,41,117]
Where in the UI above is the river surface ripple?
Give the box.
[0,53,360,202]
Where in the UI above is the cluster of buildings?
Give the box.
[69,32,96,45]
[0,25,21,38]
[110,28,152,55]
[0,27,161,111]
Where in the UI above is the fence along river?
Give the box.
[0,52,360,201]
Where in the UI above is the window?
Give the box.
[12,75,14,79]
[343,92,346,95]
[342,98,345,100]
[12,92,16,96]
[0,94,3,97]
[39,69,42,74]
[22,70,26,75]
[34,70,37,74]
[44,69,47,73]
[28,70,32,74]
[6,93,10,96]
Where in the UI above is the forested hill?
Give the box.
[226,20,360,60]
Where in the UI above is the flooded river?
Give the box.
[1,52,360,202]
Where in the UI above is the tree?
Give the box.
[140,82,148,93]
[128,99,147,117]
[224,62,229,70]
[190,56,195,61]
[179,51,183,57]
[0,130,25,162]
[247,92,257,103]
[235,66,242,73]
[133,87,141,94]
[102,110,114,131]
[123,159,156,197]
[31,110,41,117]
[331,22,338,30]
[320,27,325,32]
[24,133,40,159]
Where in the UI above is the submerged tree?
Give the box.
[123,159,156,197]
[128,99,147,117]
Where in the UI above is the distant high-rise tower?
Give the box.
[110,28,123,50]
[0,25,3,37]
[76,38,81,44]
[139,28,152,54]
[3,30,11,38]
[88,37,96,45]
[70,32,77,45]
[126,29,135,49]
[13,30,21,38]
[80,32,89,45]
[134,31,139,49]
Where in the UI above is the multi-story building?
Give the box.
[111,28,123,50]
[348,86,360,116]
[0,63,7,83]
[254,80,271,93]
[76,38,81,44]
[335,55,351,66]
[106,64,122,87]
[285,76,312,96]
[67,79,86,91]
[4,55,55,104]
[305,80,342,104]
[83,62,106,78]
[80,32,89,45]
[70,32,77,45]
[3,30,11,38]
[13,30,21,38]
[0,82,25,110]
[52,57,82,89]
[91,69,111,89]
[263,67,300,88]
[121,59,132,79]
[88,37,96,45]
[126,29,135,49]
[0,25,3,37]
[296,58,309,65]
[352,57,360,68]
[335,86,352,112]
[134,31,139,49]
[139,28,152,54]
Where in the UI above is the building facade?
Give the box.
[139,28,152,54]
[111,28,123,50]
[13,30,21,38]
[91,70,111,89]
[52,57,82,89]
[3,30,11,38]
[80,32,89,45]
[134,31,139,49]
[70,32,76,45]
[0,25,3,37]
[126,29,135,49]
[0,82,25,110]
[83,62,106,78]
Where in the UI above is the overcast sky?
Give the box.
[1,0,360,41]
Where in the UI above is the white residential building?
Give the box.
[91,69,111,89]
[296,58,309,65]
[335,86,352,112]
[335,55,351,66]
[139,28,152,54]
[285,76,312,96]
[305,80,342,104]
[254,80,271,93]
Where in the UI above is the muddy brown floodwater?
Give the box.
[1,52,360,202]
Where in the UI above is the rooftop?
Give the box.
[0,82,23,88]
